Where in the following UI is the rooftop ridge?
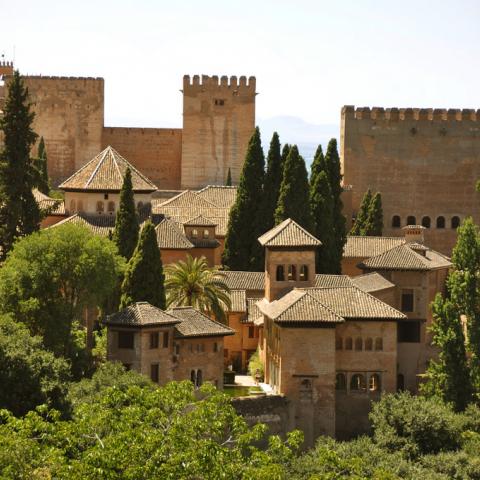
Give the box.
[159,190,217,208]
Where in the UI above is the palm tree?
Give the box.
[165,255,231,323]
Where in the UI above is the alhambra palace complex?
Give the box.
[1,60,479,444]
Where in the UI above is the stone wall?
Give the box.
[341,106,480,254]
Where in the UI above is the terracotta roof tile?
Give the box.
[50,213,115,237]
[105,302,180,326]
[228,290,247,312]
[155,218,193,250]
[351,272,395,293]
[168,307,235,338]
[159,190,217,208]
[314,274,353,287]
[222,271,265,291]
[245,296,264,324]
[196,185,238,208]
[344,236,405,258]
[33,189,65,215]
[184,214,217,226]
[258,218,321,247]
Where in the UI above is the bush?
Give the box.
[248,348,264,380]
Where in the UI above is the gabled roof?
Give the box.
[159,190,217,208]
[184,215,217,227]
[155,218,194,250]
[222,271,265,291]
[314,274,353,288]
[228,290,247,312]
[105,302,180,327]
[258,218,321,247]
[245,296,264,324]
[33,188,65,215]
[168,307,235,338]
[358,244,452,271]
[49,213,116,237]
[196,185,238,208]
[344,236,405,258]
[351,272,395,293]
[257,290,343,324]
[59,146,157,192]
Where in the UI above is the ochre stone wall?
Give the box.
[181,75,256,189]
[102,127,182,190]
[341,106,480,254]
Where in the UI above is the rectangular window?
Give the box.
[163,331,169,348]
[150,363,159,383]
[118,331,134,349]
[248,326,255,338]
[150,332,159,349]
[213,342,218,352]
[401,289,414,312]
[398,321,421,342]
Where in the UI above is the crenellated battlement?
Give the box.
[342,105,480,122]
[24,75,104,81]
[0,61,13,67]
[183,74,255,92]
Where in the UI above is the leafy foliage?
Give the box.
[350,188,372,235]
[247,348,264,380]
[364,192,384,236]
[34,136,50,195]
[226,167,232,186]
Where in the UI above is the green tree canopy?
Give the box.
[0,70,41,260]
[113,167,139,260]
[34,136,50,195]
[310,144,326,182]
[350,189,372,235]
[364,191,384,236]
[120,221,166,309]
[226,167,232,186]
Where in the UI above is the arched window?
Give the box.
[192,229,198,238]
[336,373,346,390]
[77,200,84,212]
[335,337,343,350]
[392,215,401,228]
[355,337,363,351]
[350,374,366,391]
[421,216,431,228]
[451,216,460,229]
[203,229,210,238]
[365,338,373,351]
[196,369,203,387]
[397,374,405,391]
[107,201,115,214]
[96,201,104,213]
[299,265,309,281]
[69,199,76,213]
[407,216,416,226]
[345,337,353,350]
[137,201,144,212]
[288,265,297,281]
[375,337,383,351]
[369,373,381,392]
[436,216,445,229]
[276,265,285,281]
[190,370,196,384]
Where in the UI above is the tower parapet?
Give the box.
[183,74,255,93]
[0,61,14,79]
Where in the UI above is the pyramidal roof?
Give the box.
[184,214,217,226]
[258,218,321,247]
[59,146,157,192]
[155,218,194,250]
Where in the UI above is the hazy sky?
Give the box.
[2,0,480,134]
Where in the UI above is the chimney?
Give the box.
[402,225,425,244]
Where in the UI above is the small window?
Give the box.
[163,331,169,348]
[369,373,381,392]
[108,201,115,213]
[397,373,405,391]
[203,229,210,238]
[401,289,414,312]
[150,363,159,383]
[190,370,196,383]
[451,216,460,229]
[335,337,343,350]
[192,229,198,238]
[299,265,309,282]
[137,201,144,211]
[422,216,431,228]
[336,373,346,390]
[276,265,285,281]
[345,337,353,350]
[355,337,363,351]
[288,265,297,281]
[96,201,105,214]
[196,369,203,387]
[118,331,134,349]
[174,343,180,355]
[365,338,373,351]
[213,342,218,352]
[214,99,225,106]
[77,200,84,212]
[248,326,255,338]
[407,216,416,226]
[392,215,401,228]
[104,193,109,200]
[398,321,421,342]
[70,199,76,213]
[150,332,159,349]
[375,337,383,351]
[350,373,366,391]
[436,216,445,229]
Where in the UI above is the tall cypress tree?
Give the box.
[350,189,372,235]
[310,170,336,273]
[280,143,290,179]
[0,70,40,261]
[324,138,346,273]
[222,127,265,271]
[274,145,313,232]
[113,168,139,260]
[364,192,383,236]
[310,144,326,182]
[225,168,232,186]
[120,221,166,309]
[35,137,50,195]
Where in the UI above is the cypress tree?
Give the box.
[324,138,346,273]
[310,144,326,182]
[120,221,166,309]
[310,170,336,273]
[113,168,139,260]
[222,127,265,271]
[350,189,372,235]
[274,145,313,232]
[364,192,383,236]
[280,143,290,179]
[225,168,232,186]
[0,70,40,261]
[261,132,282,231]
[35,137,50,195]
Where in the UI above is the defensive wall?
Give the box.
[341,105,480,254]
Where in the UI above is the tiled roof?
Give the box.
[105,302,180,326]
[155,218,193,250]
[245,296,264,324]
[359,244,452,271]
[58,146,157,192]
[190,238,221,248]
[168,307,235,338]
[50,213,115,237]
[222,271,265,291]
[159,190,217,208]
[184,215,217,226]
[305,286,405,320]
[258,218,321,247]
[314,274,353,288]
[351,273,395,293]
[33,189,65,215]
[257,290,343,324]
[228,290,247,312]
[196,185,238,208]
[344,236,405,258]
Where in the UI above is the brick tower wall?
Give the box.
[181,75,256,189]
[341,106,480,254]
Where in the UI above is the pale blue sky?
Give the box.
[2,0,480,151]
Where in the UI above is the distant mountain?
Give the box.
[257,116,339,167]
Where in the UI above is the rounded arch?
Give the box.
[96,201,105,213]
[137,201,144,211]
[77,200,84,212]
[451,216,460,229]
[299,265,309,281]
[69,199,76,213]
[276,265,285,281]
[436,216,445,229]
[391,215,401,228]
[421,216,431,228]
[288,264,297,281]
[375,337,383,351]
[397,373,405,391]
[345,337,353,350]
[335,337,343,350]
[407,215,416,226]
[365,338,373,351]
[354,337,363,351]
[336,373,346,390]
[369,373,381,392]
[350,373,366,391]
[107,201,115,213]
